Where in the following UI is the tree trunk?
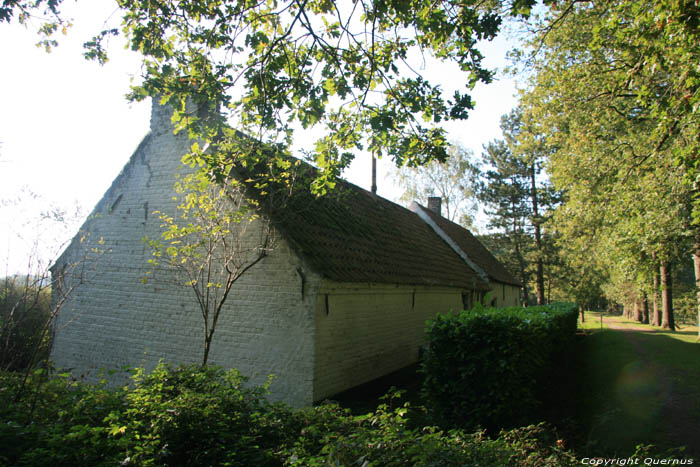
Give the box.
[693,238,700,342]
[512,209,528,306]
[642,293,650,324]
[530,163,545,305]
[694,236,700,341]
[660,260,675,331]
[580,304,585,323]
[652,254,661,326]
[202,334,211,366]
[634,300,642,322]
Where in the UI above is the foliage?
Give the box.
[105,364,286,466]
[0,0,70,51]
[421,302,578,432]
[515,0,696,321]
[0,275,52,372]
[674,291,700,326]
[477,232,526,283]
[2,0,553,195]
[0,368,125,467]
[104,0,519,193]
[285,400,577,466]
[0,363,579,466]
[478,108,560,304]
[389,143,480,228]
[0,189,103,401]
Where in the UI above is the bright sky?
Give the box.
[0,0,520,274]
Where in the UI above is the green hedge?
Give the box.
[421,302,579,432]
[0,364,578,466]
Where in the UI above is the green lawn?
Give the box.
[576,312,700,458]
[578,311,609,331]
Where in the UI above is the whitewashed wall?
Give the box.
[312,281,464,401]
[51,102,321,406]
[488,282,521,308]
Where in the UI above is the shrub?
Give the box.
[0,363,579,466]
[0,369,125,466]
[674,290,699,326]
[106,363,290,466]
[282,394,577,466]
[0,364,290,466]
[420,302,579,432]
[0,275,52,372]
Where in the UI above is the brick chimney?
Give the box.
[149,95,219,137]
[149,96,175,137]
[427,196,442,216]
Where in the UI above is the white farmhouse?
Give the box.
[51,99,520,407]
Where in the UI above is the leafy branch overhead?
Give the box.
[112,0,507,189]
[2,0,545,193]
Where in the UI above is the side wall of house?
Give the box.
[51,102,321,407]
[312,281,464,401]
[488,281,521,308]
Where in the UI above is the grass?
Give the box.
[575,325,660,454]
[576,312,700,457]
[578,312,609,331]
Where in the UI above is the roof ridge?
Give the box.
[409,202,490,283]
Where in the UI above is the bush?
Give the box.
[0,364,289,466]
[0,275,52,372]
[0,369,125,466]
[282,394,577,466]
[105,363,294,466]
[0,363,579,466]
[674,290,699,326]
[420,302,579,432]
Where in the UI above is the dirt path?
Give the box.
[600,315,700,457]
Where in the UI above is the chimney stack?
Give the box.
[427,196,442,216]
[150,96,175,137]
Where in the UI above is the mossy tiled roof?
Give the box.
[414,203,521,287]
[271,177,488,289]
[238,156,512,290]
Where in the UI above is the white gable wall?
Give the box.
[51,102,320,406]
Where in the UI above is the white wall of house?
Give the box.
[51,99,523,408]
[312,281,464,401]
[488,282,521,308]
[51,102,321,406]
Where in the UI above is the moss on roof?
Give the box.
[238,158,488,290]
[414,204,521,287]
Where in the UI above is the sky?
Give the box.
[0,1,521,275]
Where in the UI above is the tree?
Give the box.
[479,136,530,302]
[0,0,68,51]
[144,161,280,365]
[2,0,549,193]
[479,109,559,305]
[389,143,479,228]
[0,190,89,373]
[514,0,696,327]
[1,274,51,372]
